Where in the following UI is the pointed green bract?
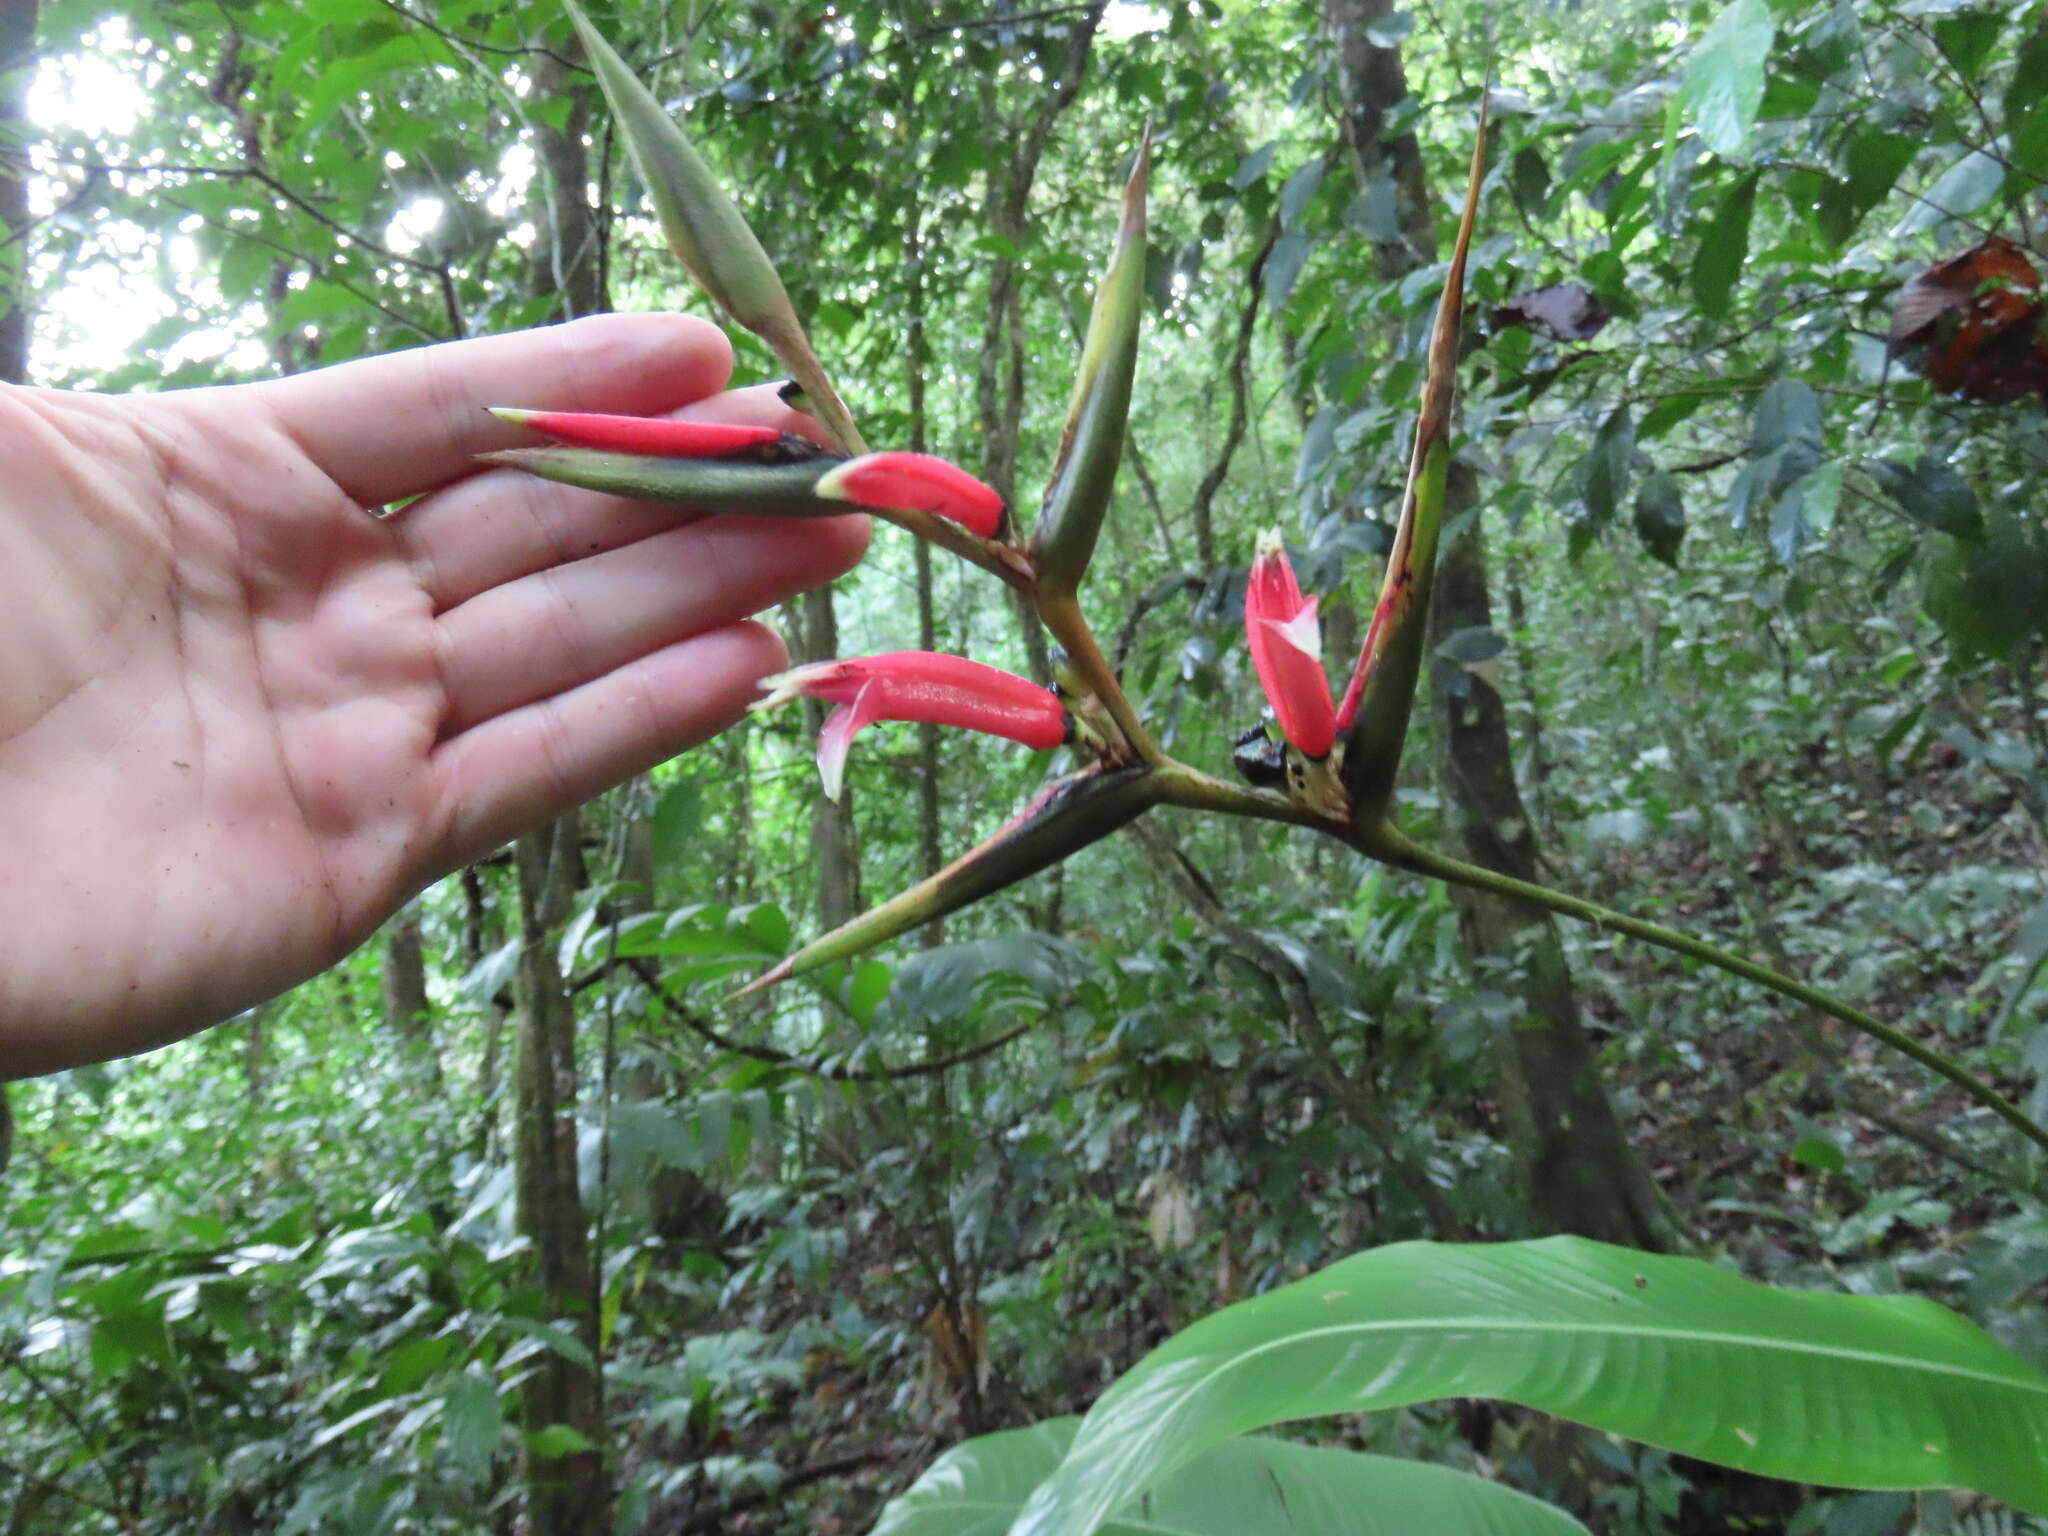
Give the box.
[564,1,865,454]
[741,766,1160,991]
[1339,97,1488,826]
[1031,133,1150,600]
[480,446,849,516]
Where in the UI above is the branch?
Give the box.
[1112,571,1203,677]
[1365,824,2048,1157]
[667,1440,931,1533]
[1186,218,1282,569]
[623,958,1034,1081]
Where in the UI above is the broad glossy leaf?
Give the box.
[1682,0,1774,158]
[874,1417,1590,1536]
[1925,509,2048,660]
[1691,170,1759,320]
[1011,1237,2048,1535]
[1869,455,1982,541]
[1897,148,2008,235]
[1633,470,1686,567]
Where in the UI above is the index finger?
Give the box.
[248,313,735,506]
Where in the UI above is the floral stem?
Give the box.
[1039,592,1160,763]
[1364,822,2048,1156]
[1152,759,1333,831]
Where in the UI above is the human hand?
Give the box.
[0,313,866,1077]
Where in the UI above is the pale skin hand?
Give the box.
[0,313,867,1078]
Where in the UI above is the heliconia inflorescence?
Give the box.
[1244,530,1339,758]
[751,652,1070,802]
[486,408,1006,536]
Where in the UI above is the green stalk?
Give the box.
[1039,592,1158,764]
[1364,822,2048,1156]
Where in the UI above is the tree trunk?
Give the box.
[904,206,946,937]
[1428,512,1675,1248]
[502,50,610,1535]
[512,820,609,1536]
[1321,0,1669,1249]
[381,907,441,1087]
[801,586,863,929]
[973,13,1103,690]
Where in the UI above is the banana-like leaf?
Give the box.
[479,446,849,514]
[742,766,1159,992]
[1030,133,1150,601]
[565,2,863,455]
[873,1416,1591,1536]
[1335,97,1489,825]
[1011,1237,2048,1536]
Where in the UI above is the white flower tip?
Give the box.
[1265,597,1323,661]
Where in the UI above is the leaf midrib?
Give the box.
[1154,1312,2048,1407]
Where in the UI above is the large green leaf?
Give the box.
[1682,0,1774,158]
[873,1417,1590,1536]
[1690,169,1759,320]
[1011,1238,2048,1536]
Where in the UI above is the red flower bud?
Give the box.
[813,452,1005,539]
[1244,530,1336,758]
[489,406,785,457]
[753,651,1067,800]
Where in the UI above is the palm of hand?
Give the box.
[0,315,864,1075]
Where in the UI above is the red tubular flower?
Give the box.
[1244,529,1336,758]
[752,652,1068,801]
[814,452,1005,539]
[489,406,785,456]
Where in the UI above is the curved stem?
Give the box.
[1364,823,2048,1156]
[1152,759,1334,831]
[891,508,1038,593]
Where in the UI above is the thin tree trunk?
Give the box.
[512,820,608,1535]
[503,50,611,1535]
[465,864,510,1161]
[974,13,1103,689]
[801,586,863,928]
[1322,0,1670,1249]
[1429,512,1676,1248]
[381,907,441,1087]
[904,205,946,937]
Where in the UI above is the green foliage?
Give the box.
[875,1417,1594,1535]
[1682,0,1775,158]
[1012,1238,2048,1532]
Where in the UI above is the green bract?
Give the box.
[1030,134,1150,602]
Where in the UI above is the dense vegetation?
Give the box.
[4,0,2048,1531]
